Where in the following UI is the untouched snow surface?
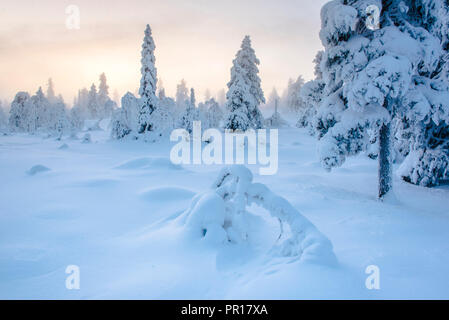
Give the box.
[1,128,449,299]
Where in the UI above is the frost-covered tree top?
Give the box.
[139,24,157,102]
[229,36,265,106]
[46,78,56,102]
[190,88,196,108]
[176,79,189,108]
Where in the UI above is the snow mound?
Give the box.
[58,143,69,150]
[139,187,195,203]
[179,165,337,265]
[114,157,182,171]
[27,165,51,176]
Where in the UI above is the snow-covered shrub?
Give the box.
[179,166,337,265]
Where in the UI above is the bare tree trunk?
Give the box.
[378,122,392,199]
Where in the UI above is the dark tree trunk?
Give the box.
[378,122,392,199]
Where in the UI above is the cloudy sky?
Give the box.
[0,0,327,104]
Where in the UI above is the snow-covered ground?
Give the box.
[1,125,449,299]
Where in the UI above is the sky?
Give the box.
[0,0,328,105]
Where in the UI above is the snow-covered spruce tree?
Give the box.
[0,102,8,132]
[296,80,325,134]
[138,24,158,135]
[393,1,449,187]
[205,98,223,128]
[178,88,199,134]
[296,51,325,133]
[285,75,305,114]
[225,36,265,131]
[316,0,448,198]
[30,87,51,132]
[98,73,115,119]
[46,78,57,104]
[267,87,280,110]
[9,92,31,132]
[52,98,69,138]
[87,84,100,119]
[153,94,176,133]
[313,50,324,79]
[175,79,189,109]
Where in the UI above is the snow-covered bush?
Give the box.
[179,166,337,265]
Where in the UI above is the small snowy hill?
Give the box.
[0,128,448,299]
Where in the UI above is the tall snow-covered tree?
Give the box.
[87,84,100,119]
[0,101,9,132]
[138,24,158,134]
[175,79,189,110]
[9,92,31,132]
[31,87,50,130]
[394,0,449,187]
[267,87,280,110]
[204,98,223,128]
[296,80,325,133]
[316,0,448,198]
[217,88,226,107]
[97,73,115,118]
[178,88,199,133]
[225,35,265,131]
[286,75,305,114]
[46,78,56,103]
